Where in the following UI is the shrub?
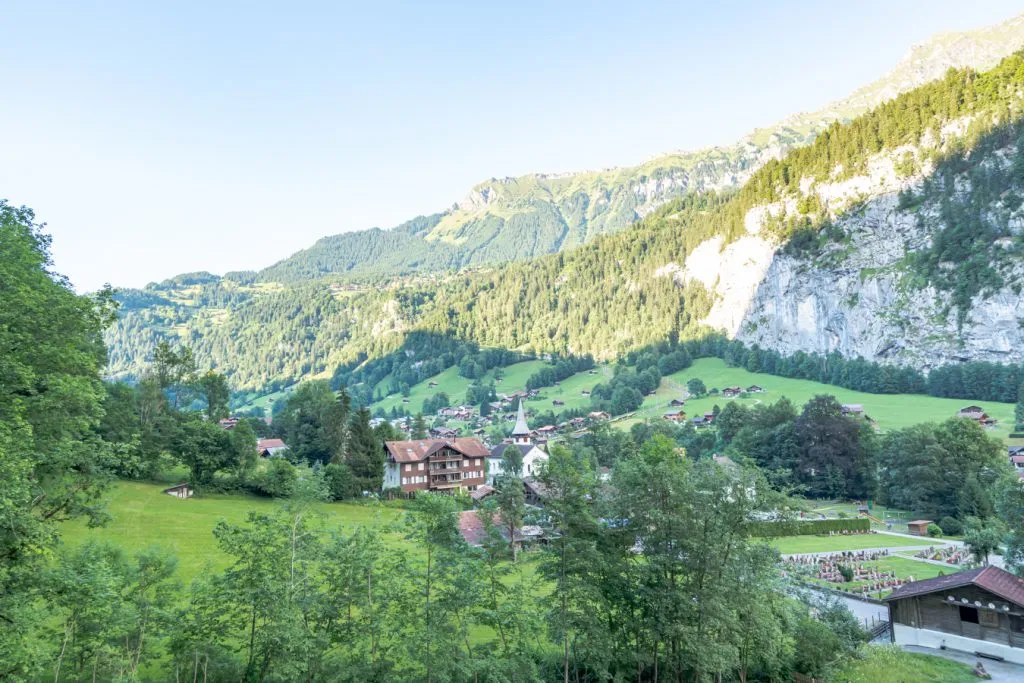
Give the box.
[938,516,963,536]
[926,524,943,538]
[748,517,870,538]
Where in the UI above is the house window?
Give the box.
[405,463,411,472]
[959,606,979,624]
[418,462,424,471]
[401,477,408,486]
[980,610,999,628]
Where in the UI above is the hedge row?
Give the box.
[1010,432,1024,439]
[749,517,871,538]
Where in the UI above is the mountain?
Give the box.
[105,18,1024,392]
[256,12,1024,285]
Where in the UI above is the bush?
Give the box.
[254,458,297,498]
[926,524,943,538]
[748,517,870,538]
[938,516,963,536]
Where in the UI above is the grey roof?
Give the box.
[490,442,534,459]
[512,401,530,436]
[884,566,1024,608]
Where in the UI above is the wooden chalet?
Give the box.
[669,398,685,407]
[383,438,489,495]
[663,410,687,423]
[958,405,997,426]
[721,386,743,398]
[841,404,864,417]
[886,566,1024,664]
[746,385,765,393]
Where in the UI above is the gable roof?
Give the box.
[385,437,490,463]
[490,442,536,459]
[885,566,1024,607]
[257,438,287,450]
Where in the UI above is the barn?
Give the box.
[886,566,1024,664]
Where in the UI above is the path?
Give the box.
[875,530,1005,569]
[781,544,940,559]
[901,644,1024,682]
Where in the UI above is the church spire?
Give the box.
[512,399,530,443]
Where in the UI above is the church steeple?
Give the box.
[511,399,531,445]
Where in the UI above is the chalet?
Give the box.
[721,386,743,398]
[163,483,194,499]
[1011,455,1024,472]
[669,399,685,407]
[217,417,240,430]
[907,520,934,537]
[580,390,590,397]
[430,426,459,439]
[257,438,288,458]
[383,437,489,494]
[428,381,438,388]
[588,411,611,421]
[692,415,710,428]
[746,385,765,393]
[886,566,1024,664]
[568,416,586,429]
[841,404,864,417]
[536,425,557,435]
[470,484,496,503]
[959,405,997,426]
[457,509,545,548]
[663,410,687,423]
[704,411,715,423]
[552,399,565,406]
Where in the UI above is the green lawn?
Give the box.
[769,533,937,554]
[523,364,614,416]
[369,359,612,419]
[234,385,297,418]
[831,645,976,683]
[625,358,1016,439]
[60,481,405,583]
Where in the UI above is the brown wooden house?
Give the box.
[907,520,934,536]
[383,438,489,494]
[886,566,1024,664]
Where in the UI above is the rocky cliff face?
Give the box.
[684,127,1024,370]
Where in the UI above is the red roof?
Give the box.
[458,510,496,546]
[385,437,489,463]
[885,566,1024,608]
[1011,455,1024,465]
[257,438,286,450]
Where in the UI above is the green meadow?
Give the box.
[625,358,1016,439]
[60,481,406,583]
[770,533,934,554]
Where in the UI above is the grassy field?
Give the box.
[60,481,406,583]
[370,359,613,419]
[831,645,976,683]
[624,358,1016,439]
[770,533,936,554]
[234,385,296,417]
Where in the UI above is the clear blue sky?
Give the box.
[2,1,1021,291]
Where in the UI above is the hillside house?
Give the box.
[958,405,997,426]
[722,386,743,398]
[841,404,865,417]
[457,509,545,548]
[669,399,685,407]
[383,437,489,494]
[746,385,765,393]
[588,411,611,421]
[257,438,288,458]
[552,399,564,406]
[886,566,1024,664]
[663,410,687,423]
[430,426,459,439]
[217,417,240,430]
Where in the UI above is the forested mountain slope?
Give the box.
[106,38,1024,392]
[255,13,1024,284]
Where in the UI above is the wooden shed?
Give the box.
[907,520,934,536]
[886,566,1024,664]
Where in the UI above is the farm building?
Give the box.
[663,410,687,423]
[746,385,765,393]
[257,438,288,457]
[886,566,1024,664]
[669,399,685,407]
[958,405,997,426]
[907,520,934,536]
[841,404,864,417]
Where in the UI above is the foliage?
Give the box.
[747,517,870,537]
[0,201,118,678]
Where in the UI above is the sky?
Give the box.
[2,1,1022,292]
